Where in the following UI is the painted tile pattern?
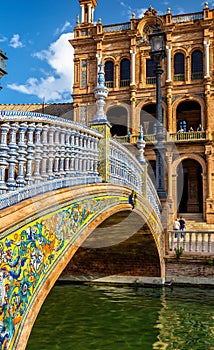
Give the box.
[0,195,127,350]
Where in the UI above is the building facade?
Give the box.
[71,0,214,224]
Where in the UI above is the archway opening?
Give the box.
[176,101,201,132]
[140,104,156,135]
[61,211,161,278]
[107,106,128,136]
[177,159,203,213]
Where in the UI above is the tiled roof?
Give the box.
[0,103,74,120]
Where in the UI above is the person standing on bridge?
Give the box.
[129,190,137,210]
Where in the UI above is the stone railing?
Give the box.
[169,131,206,141]
[110,138,143,194]
[172,12,203,23]
[103,23,130,33]
[0,111,102,209]
[147,176,161,219]
[168,230,214,255]
[115,132,206,144]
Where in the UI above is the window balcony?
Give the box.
[169,131,206,141]
[105,81,114,88]
[191,72,203,80]
[174,74,185,81]
[120,79,130,87]
[146,77,156,84]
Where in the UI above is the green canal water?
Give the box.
[26,284,214,350]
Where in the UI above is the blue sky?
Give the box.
[0,0,209,104]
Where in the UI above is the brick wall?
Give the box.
[61,233,161,278]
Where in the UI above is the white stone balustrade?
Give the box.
[0,111,102,209]
[168,230,214,254]
[110,138,143,193]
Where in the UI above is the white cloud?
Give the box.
[0,36,7,43]
[8,32,74,102]
[55,21,72,35]
[9,34,24,48]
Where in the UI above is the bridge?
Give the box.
[0,104,163,349]
[1,63,213,350]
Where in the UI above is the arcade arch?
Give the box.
[106,105,129,136]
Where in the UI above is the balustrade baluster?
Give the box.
[70,130,75,175]
[25,122,36,186]
[183,232,186,251]
[40,124,49,180]
[53,127,60,177]
[94,137,99,175]
[89,137,94,175]
[195,232,199,252]
[82,134,87,173]
[59,128,66,176]
[65,129,71,176]
[32,123,43,184]
[47,126,55,180]
[208,233,212,252]
[16,122,28,188]
[189,232,193,251]
[201,232,205,252]
[7,122,19,190]
[0,122,10,193]
[74,132,79,174]
[79,132,83,174]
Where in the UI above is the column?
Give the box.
[130,49,136,85]
[81,4,85,23]
[87,4,92,23]
[204,40,210,78]
[166,45,172,82]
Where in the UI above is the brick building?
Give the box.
[71,0,214,224]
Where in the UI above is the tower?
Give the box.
[78,0,97,24]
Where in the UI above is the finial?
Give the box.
[204,2,209,9]
[167,7,171,14]
[132,13,135,19]
[98,18,102,23]
[76,15,80,24]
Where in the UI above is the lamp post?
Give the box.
[0,50,8,90]
[149,21,167,199]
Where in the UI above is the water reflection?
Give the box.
[26,284,214,350]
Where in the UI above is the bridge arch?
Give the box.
[0,183,163,350]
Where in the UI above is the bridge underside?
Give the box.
[62,211,161,279]
[0,184,163,350]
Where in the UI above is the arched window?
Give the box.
[146,59,156,84]
[191,50,203,80]
[174,53,185,81]
[120,58,130,87]
[105,61,114,88]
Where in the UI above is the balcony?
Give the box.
[169,131,206,142]
[114,131,206,145]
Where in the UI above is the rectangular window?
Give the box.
[81,60,87,88]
